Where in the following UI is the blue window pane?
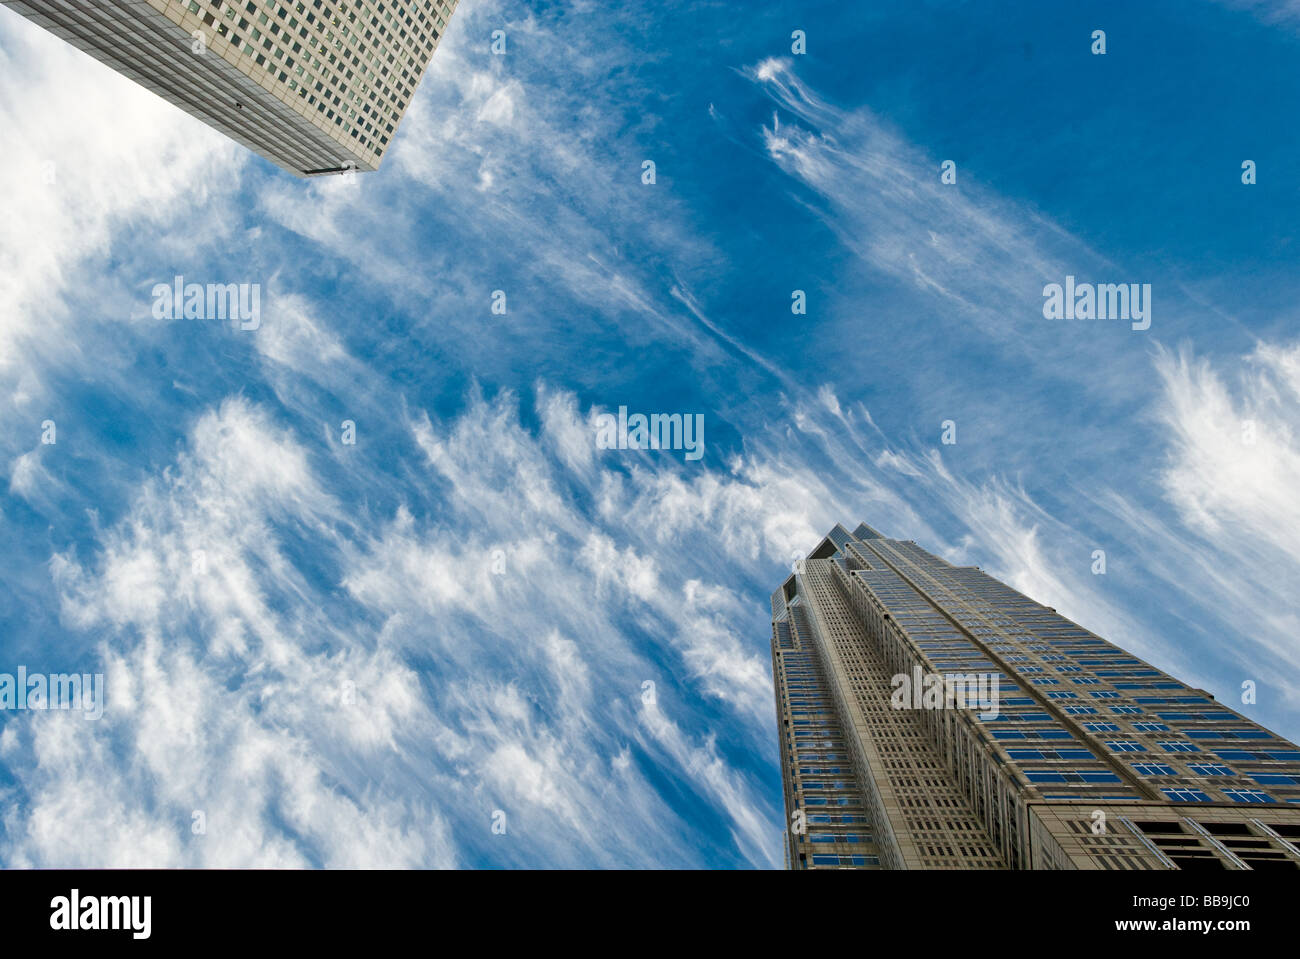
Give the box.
[1161,788,1212,803]
[1224,789,1275,804]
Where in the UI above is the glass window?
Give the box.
[1161,788,1212,803]
[1132,762,1176,776]
[1186,763,1234,777]
[1223,789,1274,804]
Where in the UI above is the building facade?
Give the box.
[2,0,458,175]
[771,522,1300,869]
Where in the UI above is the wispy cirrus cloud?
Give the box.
[0,10,242,380]
[6,381,819,867]
[1208,0,1300,25]
[3,0,1300,873]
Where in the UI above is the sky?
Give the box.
[1,0,1298,868]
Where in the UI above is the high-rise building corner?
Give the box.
[2,0,459,176]
[771,522,1300,870]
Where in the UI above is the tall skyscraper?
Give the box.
[2,0,458,176]
[771,522,1300,870]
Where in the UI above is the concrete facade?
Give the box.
[3,0,458,175]
[771,522,1300,869]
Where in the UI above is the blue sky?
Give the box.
[1,0,1299,868]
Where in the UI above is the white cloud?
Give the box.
[8,399,455,867]
[1155,343,1300,567]
[1211,0,1300,24]
[4,4,1297,874]
[6,383,808,867]
[636,700,778,868]
[0,12,243,381]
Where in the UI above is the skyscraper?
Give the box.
[771,522,1300,870]
[2,0,458,176]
